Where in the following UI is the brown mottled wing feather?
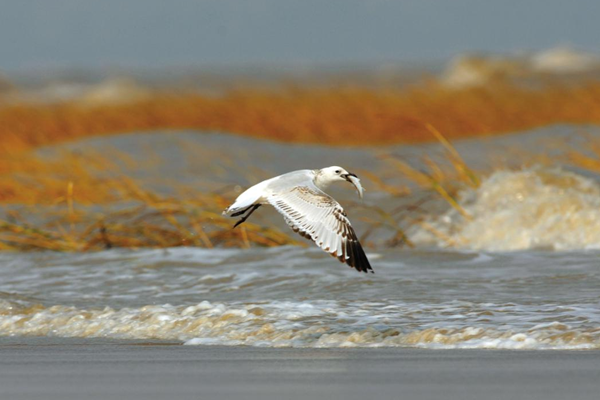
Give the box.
[268,186,373,273]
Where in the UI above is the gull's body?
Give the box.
[223,166,373,273]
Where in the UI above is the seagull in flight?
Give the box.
[223,166,373,273]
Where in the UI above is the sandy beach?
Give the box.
[0,338,599,400]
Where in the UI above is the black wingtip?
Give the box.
[345,239,373,274]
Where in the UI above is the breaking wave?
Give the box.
[410,167,600,251]
[1,299,598,349]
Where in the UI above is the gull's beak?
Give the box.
[343,172,364,199]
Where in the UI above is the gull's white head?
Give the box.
[315,166,364,198]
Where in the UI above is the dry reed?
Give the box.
[2,80,600,154]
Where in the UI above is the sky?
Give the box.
[1,0,600,71]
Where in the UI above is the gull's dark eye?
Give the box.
[335,170,341,174]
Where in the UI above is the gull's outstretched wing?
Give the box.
[268,185,373,273]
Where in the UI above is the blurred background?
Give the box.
[3,0,600,251]
[3,0,600,70]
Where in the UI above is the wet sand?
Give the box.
[1,339,599,400]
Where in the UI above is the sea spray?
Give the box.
[410,167,600,251]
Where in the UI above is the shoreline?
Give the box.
[1,339,599,400]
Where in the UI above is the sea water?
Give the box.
[0,244,598,349]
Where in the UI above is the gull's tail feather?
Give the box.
[222,183,267,216]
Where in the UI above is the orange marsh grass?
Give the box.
[3,77,600,251]
[5,124,600,252]
[0,148,302,251]
[0,126,588,252]
[0,176,301,251]
[3,79,600,151]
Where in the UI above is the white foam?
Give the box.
[1,299,598,350]
[410,167,600,251]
